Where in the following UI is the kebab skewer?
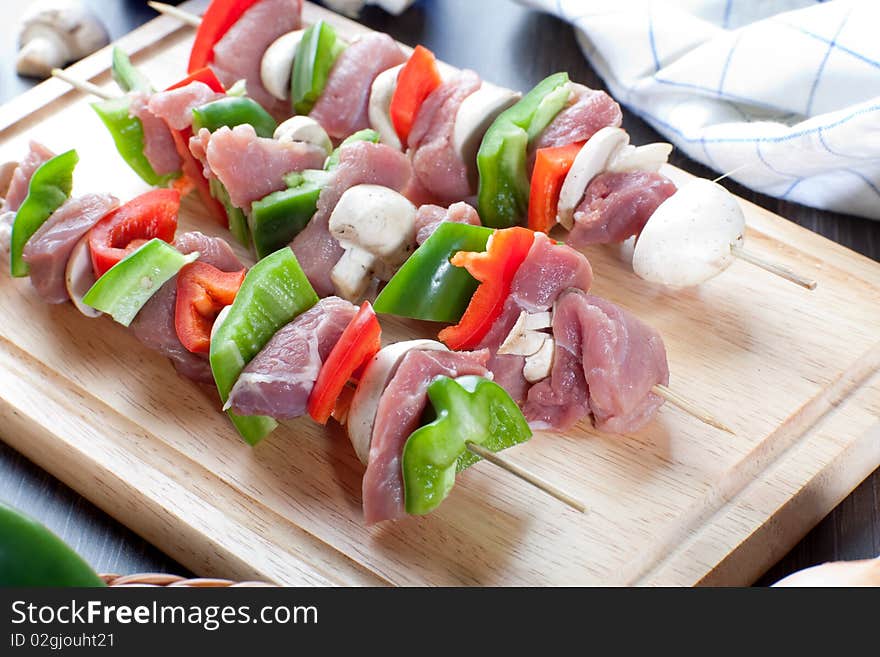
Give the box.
[0,148,587,518]
[0,137,734,517]
[144,0,817,291]
[39,62,736,435]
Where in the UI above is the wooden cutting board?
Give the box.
[0,1,878,587]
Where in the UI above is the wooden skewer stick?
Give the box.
[50,33,737,440]
[652,384,734,435]
[465,441,587,513]
[50,68,114,100]
[148,1,202,27]
[730,244,817,291]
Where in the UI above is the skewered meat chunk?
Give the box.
[228,296,358,418]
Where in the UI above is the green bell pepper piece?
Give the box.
[0,502,106,587]
[82,238,198,326]
[111,46,153,94]
[92,97,180,187]
[210,247,318,445]
[10,149,79,277]
[323,129,380,170]
[250,170,330,260]
[402,375,532,516]
[209,177,250,248]
[476,72,571,229]
[373,222,493,323]
[291,20,347,115]
[191,96,277,138]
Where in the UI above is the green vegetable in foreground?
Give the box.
[373,222,493,323]
[210,248,318,445]
[191,96,278,138]
[10,149,79,277]
[291,20,347,115]
[82,238,197,326]
[92,97,180,187]
[476,72,571,229]
[402,375,532,515]
[324,129,380,170]
[251,170,330,259]
[111,46,154,94]
[209,177,250,248]
[0,502,105,587]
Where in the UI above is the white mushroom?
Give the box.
[523,338,555,383]
[16,0,110,79]
[497,311,552,356]
[260,29,306,101]
[64,235,101,317]
[557,127,629,230]
[607,142,673,174]
[453,83,521,190]
[632,179,746,288]
[347,339,447,464]
[368,64,404,150]
[328,184,417,301]
[322,0,416,18]
[497,310,554,383]
[0,211,15,264]
[273,115,333,155]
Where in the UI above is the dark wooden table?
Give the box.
[0,0,877,585]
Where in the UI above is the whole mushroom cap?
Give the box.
[16,0,110,79]
[632,179,746,288]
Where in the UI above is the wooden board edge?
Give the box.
[696,422,880,586]
[614,341,880,585]
[0,336,389,587]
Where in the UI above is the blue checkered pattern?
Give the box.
[519,0,880,220]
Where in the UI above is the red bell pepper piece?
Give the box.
[308,301,382,425]
[169,128,228,227]
[175,261,247,354]
[438,227,535,351]
[88,189,180,278]
[527,142,584,234]
[188,0,262,73]
[163,71,228,227]
[390,45,442,145]
[167,67,226,93]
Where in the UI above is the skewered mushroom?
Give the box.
[16,0,110,79]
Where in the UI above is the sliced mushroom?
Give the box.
[64,234,101,317]
[607,142,673,174]
[16,0,110,79]
[632,179,746,288]
[368,64,403,150]
[523,337,555,383]
[260,29,306,101]
[453,83,521,190]
[347,339,447,464]
[329,184,417,301]
[273,115,333,155]
[557,127,630,230]
[497,310,554,383]
[0,211,15,264]
[497,310,552,356]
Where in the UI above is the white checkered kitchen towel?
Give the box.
[517,0,880,220]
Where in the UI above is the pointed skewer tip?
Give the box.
[652,384,735,435]
[466,442,588,513]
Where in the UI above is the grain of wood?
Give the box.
[0,0,877,586]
